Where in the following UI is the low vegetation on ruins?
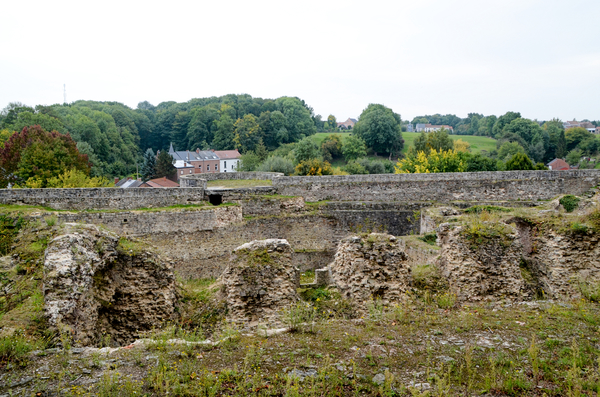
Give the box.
[0,169,599,396]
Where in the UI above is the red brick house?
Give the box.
[547,158,570,171]
[140,177,180,188]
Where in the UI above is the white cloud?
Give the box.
[1,0,599,121]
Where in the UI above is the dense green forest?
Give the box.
[0,95,598,183]
[0,95,319,179]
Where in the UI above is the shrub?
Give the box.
[257,156,295,175]
[294,137,321,163]
[295,159,333,176]
[412,263,447,293]
[282,302,317,332]
[436,292,456,309]
[238,151,261,171]
[418,232,437,245]
[559,195,580,213]
[355,158,388,174]
[343,161,368,175]
[578,279,600,302]
[0,334,40,367]
[464,205,511,214]
[0,214,25,255]
[505,152,534,171]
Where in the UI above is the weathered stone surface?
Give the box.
[43,223,177,347]
[54,205,242,236]
[220,239,300,327]
[329,233,410,310]
[513,218,600,299]
[273,170,600,202]
[436,223,526,301]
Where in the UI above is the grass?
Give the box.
[309,132,354,147]
[309,132,497,157]
[206,179,273,188]
[5,293,600,396]
[401,132,497,154]
[116,237,147,255]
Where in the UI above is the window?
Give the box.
[189,170,192,174]
[180,171,183,174]
[224,161,227,168]
[207,165,210,171]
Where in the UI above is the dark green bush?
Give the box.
[0,215,25,255]
[559,195,580,213]
[418,232,437,245]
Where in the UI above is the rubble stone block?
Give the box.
[329,233,410,310]
[220,239,299,327]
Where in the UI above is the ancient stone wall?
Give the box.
[0,187,205,210]
[180,172,284,187]
[43,224,177,347]
[220,239,299,327]
[293,250,335,272]
[145,214,345,279]
[322,202,423,236]
[514,219,600,299]
[273,170,600,202]
[2,170,599,210]
[329,233,411,310]
[54,206,242,236]
[436,223,527,301]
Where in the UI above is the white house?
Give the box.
[213,150,241,172]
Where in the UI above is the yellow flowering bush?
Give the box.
[395,149,466,174]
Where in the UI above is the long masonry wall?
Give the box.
[53,206,242,236]
[0,187,206,210]
[272,170,600,202]
[0,170,598,211]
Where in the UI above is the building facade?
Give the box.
[214,150,241,172]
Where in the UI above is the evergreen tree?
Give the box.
[155,150,175,178]
[141,148,157,181]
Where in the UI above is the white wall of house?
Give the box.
[220,159,240,172]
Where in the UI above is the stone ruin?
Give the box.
[219,239,300,327]
[44,223,178,347]
[329,233,410,310]
[436,223,526,302]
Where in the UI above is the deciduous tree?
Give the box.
[0,125,90,188]
[353,104,403,156]
[341,135,367,161]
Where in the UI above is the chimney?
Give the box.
[196,148,200,154]
[114,177,119,184]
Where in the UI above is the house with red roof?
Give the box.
[213,149,241,172]
[140,177,180,188]
[547,158,570,171]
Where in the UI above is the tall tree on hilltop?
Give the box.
[353,104,403,158]
[327,115,337,131]
[233,114,262,153]
[141,148,157,181]
[155,150,175,179]
[492,111,521,137]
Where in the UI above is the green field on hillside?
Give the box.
[309,132,497,155]
[309,132,353,146]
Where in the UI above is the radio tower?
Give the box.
[63,84,66,104]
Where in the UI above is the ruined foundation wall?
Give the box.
[0,187,206,210]
[273,170,600,202]
[55,206,242,236]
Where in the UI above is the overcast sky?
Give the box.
[1,0,599,122]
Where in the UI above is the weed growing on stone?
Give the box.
[560,194,581,213]
[435,292,456,309]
